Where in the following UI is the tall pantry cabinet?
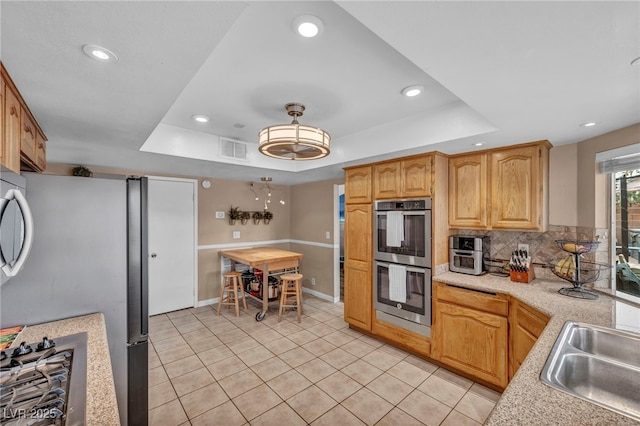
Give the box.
[343,165,373,331]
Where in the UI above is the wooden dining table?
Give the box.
[219,247,304,321]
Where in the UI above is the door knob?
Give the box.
[150,253,157,258]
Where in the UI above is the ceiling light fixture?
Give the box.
[580,122,597,127]
[82,44,118,62]
[473,142,484,147]
[249,177,285,210]
[293,15,324,38]
[192,114,210,123]
[401,85,424,97]
[258,103,331,160]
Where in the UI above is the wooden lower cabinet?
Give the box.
[509,298,550,379]
[432,282,509,389]
[344,203,372,331]
[344,266,372,330]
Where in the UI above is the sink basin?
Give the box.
[541,321,640,421]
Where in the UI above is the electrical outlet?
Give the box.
[232,231,240,239]
[311,277,316,286]
[518,243,530,254]
[216,211,225,219]
[325,231,331,239]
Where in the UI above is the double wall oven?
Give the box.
[373,198,432,337]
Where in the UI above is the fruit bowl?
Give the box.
[555,240,600,254]
[547,256,606,285]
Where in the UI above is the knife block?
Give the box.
[510,267,535,283]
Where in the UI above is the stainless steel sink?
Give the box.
[541,321,640,421]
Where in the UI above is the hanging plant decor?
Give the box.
[263,210,273,224]
[252,211,264,225]
[228,206,240,225]
[72,165,93,177]
[239,211,251,225]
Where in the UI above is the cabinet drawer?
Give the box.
[516,302,549,338]
[435,282,508,316]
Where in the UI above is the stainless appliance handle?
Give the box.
[1,189,34,279]
[376,211,427,216]
[453,250,474,256]
[375,261,429,274]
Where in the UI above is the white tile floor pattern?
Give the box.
[148,296,501,426]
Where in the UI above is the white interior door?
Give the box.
[148,177,196,315]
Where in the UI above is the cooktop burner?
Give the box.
[0,333,87,426]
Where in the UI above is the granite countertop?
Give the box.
[13,313,120,426]
[433,271,639,425]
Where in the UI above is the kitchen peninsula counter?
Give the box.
[433,271,639,425]
[14,313,120,425]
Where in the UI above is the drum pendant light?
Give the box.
[258,103,331,160]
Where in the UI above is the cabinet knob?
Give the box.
[150,253,157,258]
[24,125,33,135]
[10,106,18,116]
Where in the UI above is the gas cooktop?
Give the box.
[0,333,87,425]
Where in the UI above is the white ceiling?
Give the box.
[2,1,638,185]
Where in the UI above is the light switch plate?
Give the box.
[232,231,240,239]
[216,211,225,219]
[325,231,331,239]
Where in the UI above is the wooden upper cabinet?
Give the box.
[448,141,550,231]
[490,144,549,231]
[401,156,431,198]
[449,154,488,228]
[374,161,401,199]
[1,63,47,173]
[3,83,22,173]
[345,165,372,204]
[374,155,432,200]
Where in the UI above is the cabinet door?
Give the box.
[434,301,508,388]
[344,204,372,330]
[449,154,488,228]
[401,156,431,198]
[35,132,46,171]
[490,146,544,230]
[1,78,4,166]
[373,162,401,199]
[4,86,21,173]
[20,110,37,163]
[509,299,549,379]
[345,166,372,204]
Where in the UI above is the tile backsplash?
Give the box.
[452,225,611,288]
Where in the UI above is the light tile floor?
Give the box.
[148,295,501,425]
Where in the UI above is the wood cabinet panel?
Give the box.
[20,110,36,160]
[4,84,21,173]
[449,154,488,228]
[433,282,508,389]
[372,316,431,356]
[373,162,401,199]
[434,301,508,388]
[401,156,431,198]
[35,132,46,171]
[509,299,549,379]
[345,166,372,204]
[344,203,372,330]
[490,145,547,230]
[1,78,4,166]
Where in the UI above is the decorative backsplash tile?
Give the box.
[450,225,611,288]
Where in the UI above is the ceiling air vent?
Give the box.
[220,137,248,161]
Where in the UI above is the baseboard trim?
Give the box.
[302,287,338,303]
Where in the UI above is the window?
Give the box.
[600,145,640,302]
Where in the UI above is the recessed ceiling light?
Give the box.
[293,15,324,38]
[82,44,118,62]
[472,142,484,147]
[192,115,210,123]
[580,122,597,127]
[401,85,424,97]
[631,56,640,67]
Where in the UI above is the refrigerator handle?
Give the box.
[127,177,149,342]
[140,177,149,336]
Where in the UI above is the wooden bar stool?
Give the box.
[278,273,304,323]
[217,271,247,317]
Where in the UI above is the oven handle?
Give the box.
[453,250,475,256]
[376,211,427,216]
[375,261,429,274]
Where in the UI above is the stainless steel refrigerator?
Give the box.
[0,173,149,425]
